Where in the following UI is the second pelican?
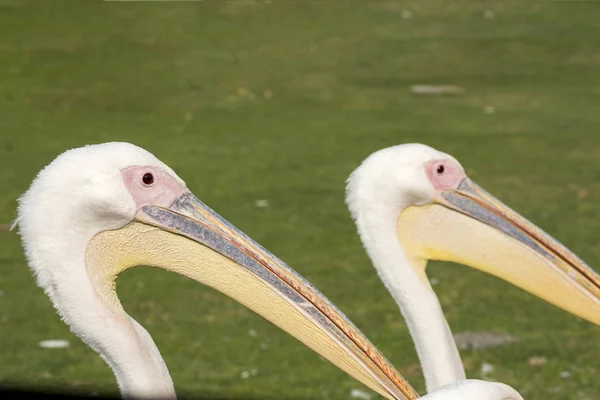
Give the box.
[346,143,600,392]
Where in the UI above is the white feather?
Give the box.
[421,380,523,400]
[13,142,182,398]
[346,143,467,392]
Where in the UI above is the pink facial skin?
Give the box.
[425,159,466,191]
[121,166,187,210]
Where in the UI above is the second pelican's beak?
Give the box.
[398,178,600,326]
[86,192,419,400]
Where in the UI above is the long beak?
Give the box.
[86,191,419,400]
[397,178,600,326]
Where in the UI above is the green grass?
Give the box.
[1,1,600,399]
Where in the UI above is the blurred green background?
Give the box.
[2,1,600,399]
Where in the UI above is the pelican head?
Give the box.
[14,142,419,400]
[347,143,600,328]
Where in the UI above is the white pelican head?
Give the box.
[14,142,419,400]
[346,143,600,390]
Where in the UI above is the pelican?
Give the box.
[13,142,420,400]
[345,143,600,393]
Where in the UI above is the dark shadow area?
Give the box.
[0,387,278,400]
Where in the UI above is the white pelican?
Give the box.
[13,142,421,400]
[345,143,600,393]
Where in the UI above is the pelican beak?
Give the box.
[86,191,419,400]
[397,177,600,326]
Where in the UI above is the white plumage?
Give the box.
[420,380,522,400]
[14,143,183,397]
[346,144,466,390]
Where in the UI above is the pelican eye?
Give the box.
[436,165,445,174]
[142,172,155,186]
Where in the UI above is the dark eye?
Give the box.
[142,172,154,186]
[436,164,445,174]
